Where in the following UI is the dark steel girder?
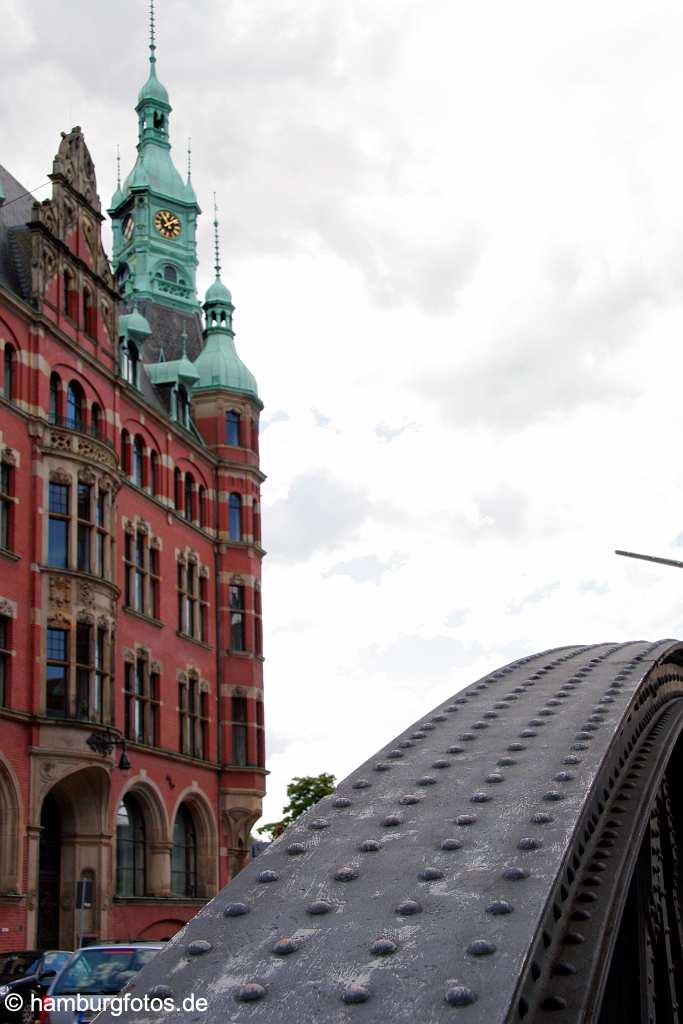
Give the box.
[102,639,683,1023]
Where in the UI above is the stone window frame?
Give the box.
[44,609,115,723]
[123,520,161,621]
[0,447,17,553]
[123,647,161,747]
[47,467,115,580]
[177,670,209,759]
[176,553,209,643]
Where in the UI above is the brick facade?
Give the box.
[0,125,265,950]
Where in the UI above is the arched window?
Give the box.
[83,287,95,336]
[174,468,182,512]
[63,269,73,317]
[3,346,15,403]
[253,499,261,545]
[184,474,194,522]
[198,487,206,529]
[121,340,139,387]
[116,794,146,896]
[132,435,144,487]
[177,385,189,428]
[163,265,177,283]
[229,493,242,542]
[49,373,61,425]
[66,381,84,431]
[121,429,131,476]
[91,403,101,439]
[225,411,240,446]
[171,804,197,897]
[150,450,159,496]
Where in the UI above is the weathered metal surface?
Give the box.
[103,639,683,1023]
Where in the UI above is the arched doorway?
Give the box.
[36,793,61,949]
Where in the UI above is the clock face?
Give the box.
[122,215,135,241]
[155,210,181,239]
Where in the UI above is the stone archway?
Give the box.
[0,754,22,893]
[35,765,110,948]
[170,789,219,898]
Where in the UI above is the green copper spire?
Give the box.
[193,200,259,401]
[109,0,201,313]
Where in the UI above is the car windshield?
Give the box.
[53,948,159,996]
[0,953,40,978]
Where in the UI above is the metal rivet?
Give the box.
[445,986,477,1007]
[432,759,451,769]
[448,745,465,754]
[441,838,463,850]
[412,731,427,739]
[456,814,477,826]
[332,797,352,809]
[543,791,565,802]
[460,733,476,742]
[224,902,250,917]
[486,899,514,915]
[387,750,404,760]
[563,931,585,945]
[472,721,488,730]
[353,779,371,789]
[309,818,330,830]
[272,939,298,956]
[148,986,173,999]
[520,729,537,738]
[237,984,266,1003]
[498,757,516,766]
[396,899,422,915]
[334,866,359,882]
[371,938,398,956]
[467,940,496,957]
[383,814,403,827]
[307,900,333,915]
[258,870,278,883]
[542,995,568,1011]
[399,794,421,805]
[418,776,437,787]
[418,867,444,881]
[508,743,527,752]
[519,836,544,849]
[553,962,577,976]
[374,762,392,772]
[432,714,448,722]
[554,772,574,782]
[563,756,580,765]
[187,940,212,956]
[571,743,588,751]
[502,866,529,881]
[422,723,436,731]
[471,792,492,803]
[341,984,370,1005]
[486,773,504,783]
[399,740,415,749]
[359,839,382,853]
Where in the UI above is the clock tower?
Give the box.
[109,1,200,314]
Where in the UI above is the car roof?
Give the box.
[70,945,162,951]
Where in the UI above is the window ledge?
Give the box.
[112,895,208,905]
[227,649,253,659]
[176,631,211,650]
[0,547,19,563]
[124,606,164,629]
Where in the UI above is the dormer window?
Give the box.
[176,385,190,428]
[120,340,140,388]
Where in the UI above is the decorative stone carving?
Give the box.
[0,598,17,618]
[77,610,95,624]
[52,127,100,212]
[2,447,17,466]
[177,671,187,684]
[50,467,71,484]
[78,468,96,485]
[97,614,111,629]
[49,576,71,608]
[47,611,72,628]
[123,649,135,664]
[75,438,117,468]
[150,660,162,675]
[78,581,94,607]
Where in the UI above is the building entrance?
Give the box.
[36,793,61,949]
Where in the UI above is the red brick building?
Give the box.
[0,32,265,951]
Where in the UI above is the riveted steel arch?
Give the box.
[103,640,683,1024]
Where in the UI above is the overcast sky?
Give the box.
[4,0,683,828]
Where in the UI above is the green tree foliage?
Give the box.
[259,773,336,840]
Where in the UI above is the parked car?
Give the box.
[40,945,162,1024]
[0,951,72,1024]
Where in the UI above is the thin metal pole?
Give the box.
[615,549,683,570]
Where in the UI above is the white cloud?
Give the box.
[5,0,683,828]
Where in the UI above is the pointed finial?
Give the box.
[116,145,121,189]
[149,0,157,66]
[213,193,221,279]
[187,138,192,180]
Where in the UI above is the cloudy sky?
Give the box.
[5,0,683,827]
